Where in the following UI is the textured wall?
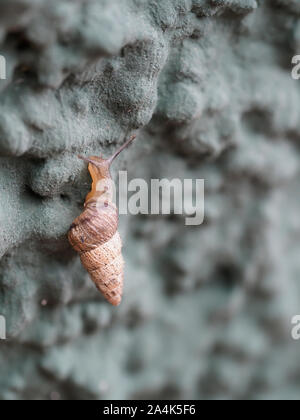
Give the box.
[1,0,300,400]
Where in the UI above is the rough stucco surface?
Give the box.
[0,0,300,400]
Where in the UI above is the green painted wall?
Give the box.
[0,0,300,400]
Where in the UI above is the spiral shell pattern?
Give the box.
[68,198,124,305]
[68,157,125,306]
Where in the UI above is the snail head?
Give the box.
[78,135,136,179]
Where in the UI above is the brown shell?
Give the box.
[80,232,124,306]
[68,202,118,253]
[68,156,123,305]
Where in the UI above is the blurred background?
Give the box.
[1,0,300,400]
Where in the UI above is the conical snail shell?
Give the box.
[68,136,136,306]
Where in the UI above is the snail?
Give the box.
[68,135,136,306]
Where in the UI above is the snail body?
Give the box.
[68,136,136,306]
